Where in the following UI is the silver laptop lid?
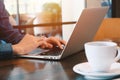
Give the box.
[60,7,109,59]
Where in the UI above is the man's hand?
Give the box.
[44,37,66,49]
[12,34,66,55]
[12,34,48,55]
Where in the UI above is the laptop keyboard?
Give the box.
[38,46,64,56]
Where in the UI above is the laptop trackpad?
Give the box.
[28,48,50,55]
[28,47,63,56]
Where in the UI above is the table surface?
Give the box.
[0,51,120,80]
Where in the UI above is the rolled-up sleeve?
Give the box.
[0,43,13,60]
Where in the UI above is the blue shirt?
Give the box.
[0,1,24,59]
[0,41,13,59]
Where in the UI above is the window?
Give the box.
[4,0,85,39]
[4,0,63,37]
[86,0,112,18]
[4,0,62,25]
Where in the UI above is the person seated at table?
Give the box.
[0,34,65,60]
[0,1,66,60]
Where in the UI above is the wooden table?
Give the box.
[0,51,120,80]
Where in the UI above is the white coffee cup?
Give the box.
[84,41,120,72]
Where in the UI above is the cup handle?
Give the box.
[115,47,120,62]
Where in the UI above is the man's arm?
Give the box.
[0,1,24,44]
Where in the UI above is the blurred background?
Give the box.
[3,0,118,41]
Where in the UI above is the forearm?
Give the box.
[0,43,14,60]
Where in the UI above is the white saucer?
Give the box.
[73,62,120,79]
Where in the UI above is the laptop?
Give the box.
[19,7,109,60]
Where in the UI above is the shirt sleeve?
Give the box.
[0,1,24,44]
[0,43,14,60]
